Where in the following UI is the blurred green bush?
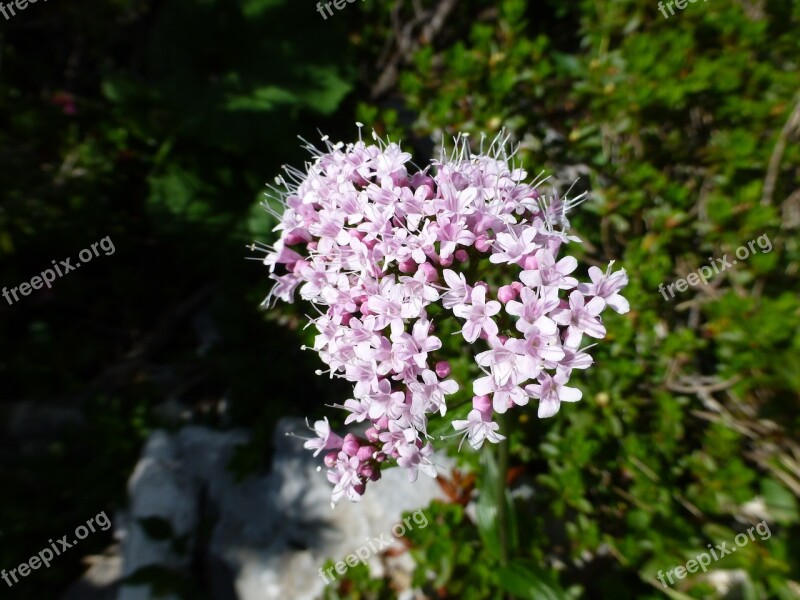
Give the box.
[328,0,800,598]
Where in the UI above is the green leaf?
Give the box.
[496,559,569,600]
[475,450,502,560]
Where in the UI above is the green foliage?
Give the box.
[2,0,799,598]
[0,1,355,598]
[342,0,800,597]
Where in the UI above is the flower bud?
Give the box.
[356,446,375,461]
[399,259,417,273]
[474,235,492,253]
[497,285,517,304]
[523,254,538,270]
[545,238,562,255]
[324,451,339,468]
[364,427,380,443]
[451,172,469,191]
[454,249,469,262]
[411,172,435,192]
[418,261,438,283]
[473,395,492,419]
[439,254,454,267]
[435,361,452,378]
[284,229,310,246]
[342,433,360,457]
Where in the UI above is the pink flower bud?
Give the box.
[399,259,417,274]
[435,361,451,378]
[545,237,561,255]
[374,451,386,463]
[376,415,389,430]
[497,285,516,304]
[451,172,469,191]
[342,433,360,457]
[511,281,523,293]
[454,249,469,262]
[307,241,318,251]
[411,172,435,191]
[364,427,380,443]
[356,446,375,461]
[324,451,339,468]
[498,334,508,344]
[416,184,434,200]
[473,395,492,419]
[474,235,492,253]
[284,230,310,245]
[418,262,438,283]
[439,254,454,267]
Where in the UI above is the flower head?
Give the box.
[258,129,628,504]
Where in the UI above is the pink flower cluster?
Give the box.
[260,130,628,505]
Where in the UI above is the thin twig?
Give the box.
[761,91,800,206]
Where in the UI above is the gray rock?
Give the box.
[109,419,447,600]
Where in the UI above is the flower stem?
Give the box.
[496,411,510,568]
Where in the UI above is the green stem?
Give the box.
[497,411,510,568]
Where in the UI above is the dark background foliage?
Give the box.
[1,0,798,598]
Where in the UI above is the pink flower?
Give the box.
[260,129,628,504]
[440,269,471,309]
[520,249,579,290]
[303,417,344,456]
[396,440,437,482]
[551,290,607,347]
[578,262,630,314]
[453,286,501,343]
[489,228,539,265]
[525,372,582,418]
[452,409,506,449]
